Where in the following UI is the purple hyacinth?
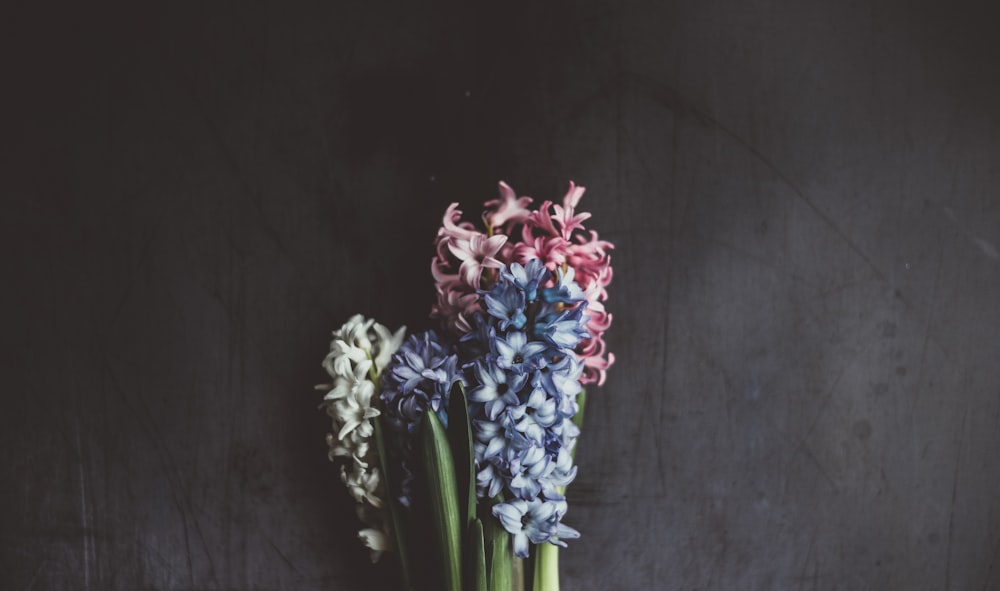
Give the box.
[381,330,463,506]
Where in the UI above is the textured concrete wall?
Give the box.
[4,1,999,589]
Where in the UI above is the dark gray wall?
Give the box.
[4,1,999,589]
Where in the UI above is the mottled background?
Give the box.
[4,1,1000,589]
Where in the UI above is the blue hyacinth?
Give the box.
[483,279,527,331]
[461,260,589,557]
[492,497,581,559]
[501,258,547,303]
[381,330,463,506]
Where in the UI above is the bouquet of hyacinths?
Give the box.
[318,182,613,591]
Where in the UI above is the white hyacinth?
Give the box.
[317,314,405,562]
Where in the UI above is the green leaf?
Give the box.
[373,414,413,590]
[486,518,512,591]
[466,518,488,591]
[419,410,463,591]
[446,382,476,529]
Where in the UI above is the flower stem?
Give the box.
[532,388,583,591]
[533,543,559,591]
[367,354,414,590]
[512,556,526,591]
[373,415,414,590]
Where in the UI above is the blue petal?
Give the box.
[493,502,526,533]
[556,522,581,540]
[513,532,530,558]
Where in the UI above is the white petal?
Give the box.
[338,417,361,440]
[359,528,391,552]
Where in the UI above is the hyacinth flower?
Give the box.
[492,497,580,559]
[431,181,614,386]
[468,362,526,421]
[380,330,464,507]
[460,261,587,559]
[317,315,405,562]
[379,330,473,591]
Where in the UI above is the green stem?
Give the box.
[533,543,559,591]
[373,414,413,590]
[531,388,585,591]
[368,352,413,591]
[513,556,526,591]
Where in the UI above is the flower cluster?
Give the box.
[318,181,614,587]
[462,260,585,557]
[318,315,406,562]
[380,330,464,507]
[432,182,614,385]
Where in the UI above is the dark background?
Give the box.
[4,1,1000,589]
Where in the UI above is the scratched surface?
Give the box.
[4,1,1000,590]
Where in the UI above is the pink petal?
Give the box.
[468,233,487,253]
[447,238,474,262]
[459,259,483,286]
[485,181,534,228]
[562,181,585,208]
[528,200,559,236]
[453,313,473,334]
[439,203,476,241]
[431,259,461,288]
[482,234,508,256]
[498,181,517,201]
[481,256,504,270]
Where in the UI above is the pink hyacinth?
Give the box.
[431,181,615,385]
